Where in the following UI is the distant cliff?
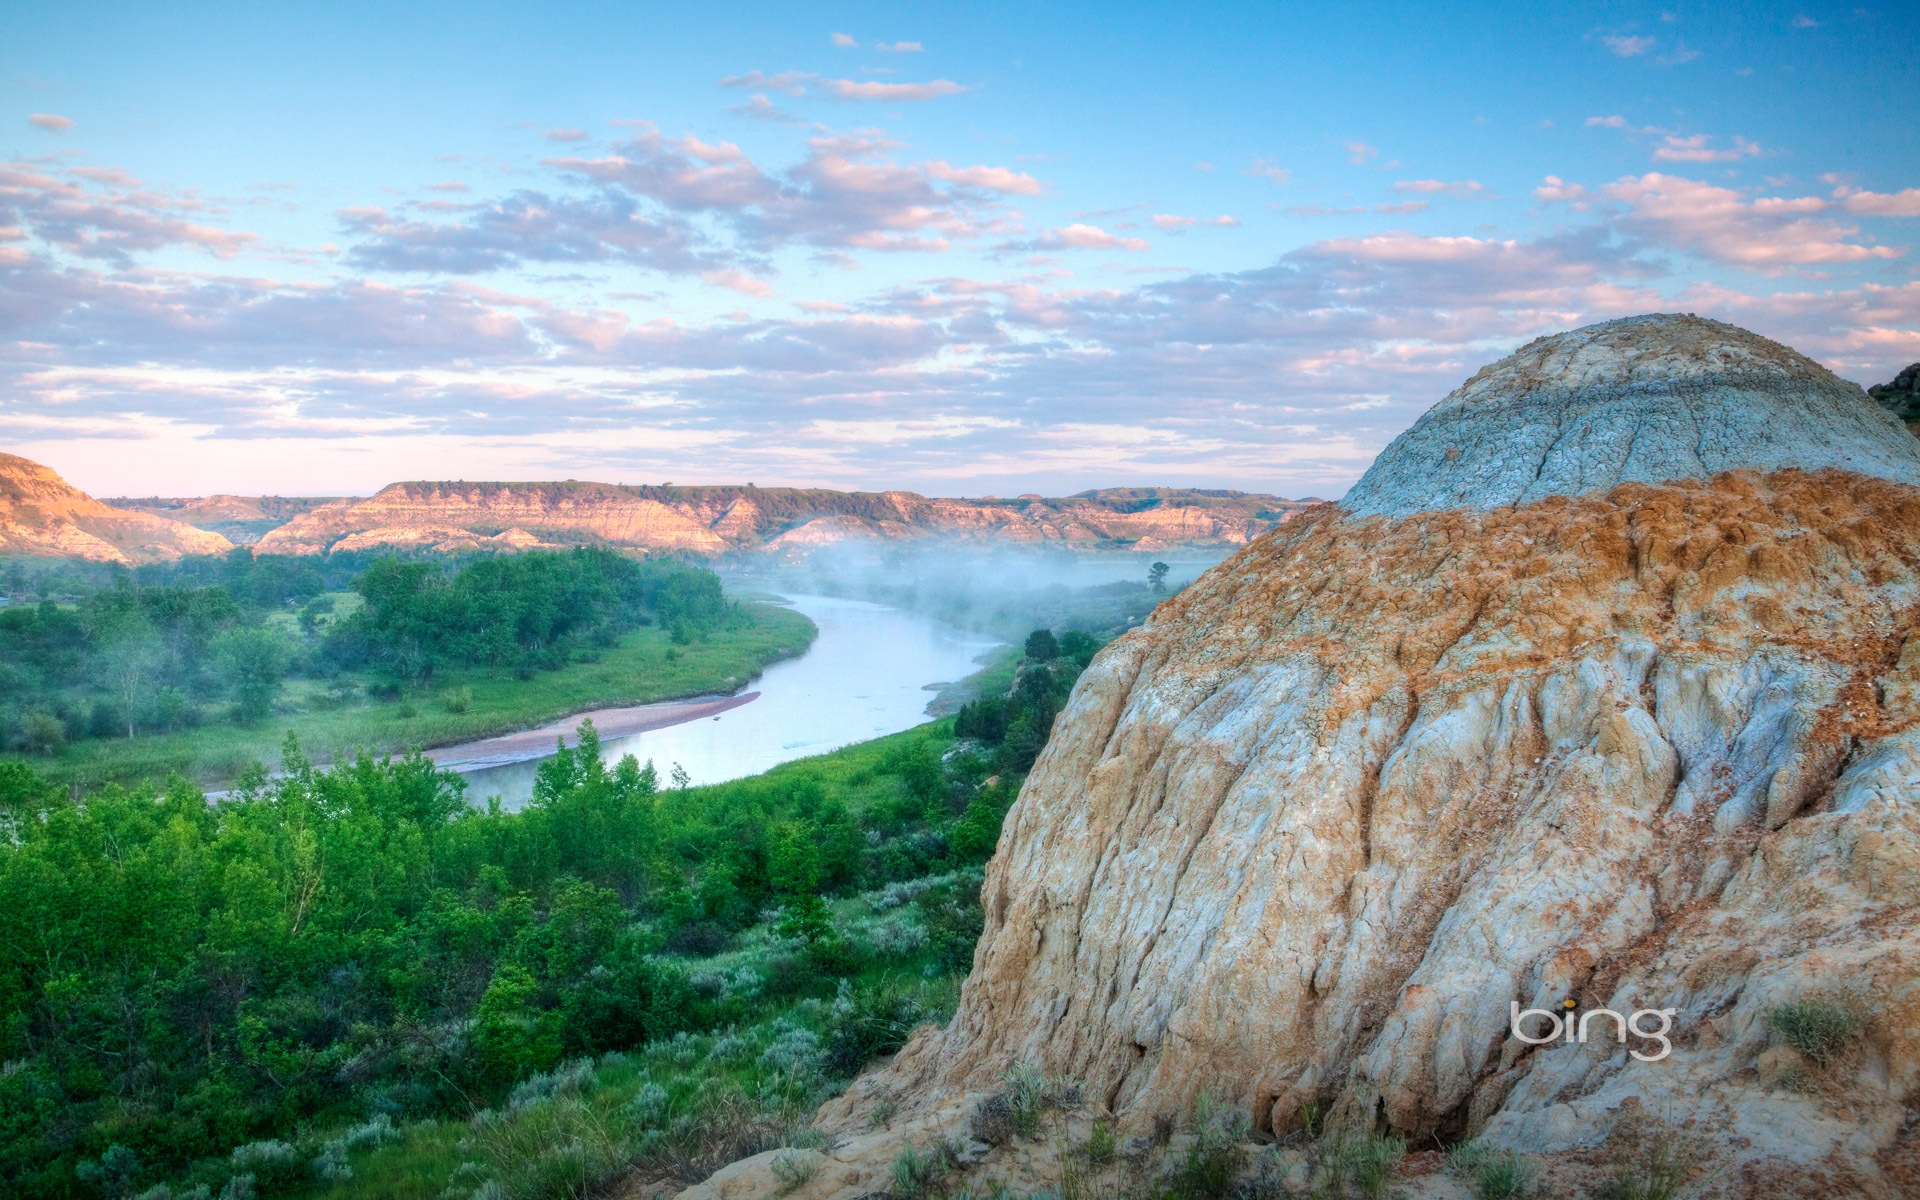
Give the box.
[105,494,345,546]
[238,483,1314,557]
[0,453,233,564]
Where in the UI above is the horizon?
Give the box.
[4,1,1917,499]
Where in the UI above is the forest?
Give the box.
[0,548,735,761]
[0,624,1100,1200]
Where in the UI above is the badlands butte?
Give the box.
[121,484,1311,558]
[672,315,1920,1199]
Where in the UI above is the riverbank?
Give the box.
[14,599,816,792]
[455,594,1001,805]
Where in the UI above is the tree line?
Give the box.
[0,548,732,755]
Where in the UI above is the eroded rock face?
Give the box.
[249,482,1309,556]
[846,471,1920,1187]
[775,318,1920,1194]
[0,452,233,564]
[1342,314,1920,518]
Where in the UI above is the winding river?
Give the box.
[453,594,1001,807]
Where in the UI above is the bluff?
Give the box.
[104,494,344,545]
[688,316,1920,1197]
[0,453,232,564]
[245,483,1309,557]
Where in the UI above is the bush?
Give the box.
[444,685,474,713]
[968,1092,1016,1146]
[769,1149,821,1195]
[1767,999,1858,1066]
[889,1140,956,1200]
[1449,1142,1535,1200]
[1162,1095,1248,1200]
[1340,1134,1405,1199]
[824,979,929,1077]
[464,1095,630,1200]
[227,1141,302,1192]
[309,1141,351,1184]
[1597,1111,1704,1200]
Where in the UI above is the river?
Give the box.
[453,593,1002,807]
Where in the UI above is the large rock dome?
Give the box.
[1342,313,1920,517]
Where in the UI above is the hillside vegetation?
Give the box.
[0,626,1098,1200]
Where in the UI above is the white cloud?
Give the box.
[1028,223,1150,251]
[1604,34,1656,56]
[719,70,969,102]
[28,113,74,133]
[702,268,775,297]
[1391,179,1488,197]
[1651,134,1763,163]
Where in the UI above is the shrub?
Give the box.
[1161,1095,1248,1200]
[968,1093,1016,1146]
[1767,999,1858,1066]
[443,685,474,714]
[508,1059,598,1111]
[824,979,929,1076]
[889,1140,956,1200]
[1086,1119,1117,1166]
[758,1025,827,1080]
[464,1095,629,1200]
[310,1140,352,1183]
[342,1113,400,1152]
[76,1144,141,1198]
[627,1083,671,1130]
[769,1149,821,1195]
[1339,1134,1405,1199]
[1448,1142,1535,1200]
[1597,1112,1704,1200]
[228,1140,302,1191]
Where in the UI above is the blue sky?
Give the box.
[3,1,1916,497]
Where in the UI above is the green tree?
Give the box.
[1024,628,1059,661]
[214,626,293,723]
[473,962,561,1088]
[1148,561,1170,593]
[768,821,822,896]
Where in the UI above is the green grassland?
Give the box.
[16,599,815,792]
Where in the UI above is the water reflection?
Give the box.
[456,594,1001,807]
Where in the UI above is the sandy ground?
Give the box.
[424,691,761,771]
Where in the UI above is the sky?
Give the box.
[2,1,1917,500]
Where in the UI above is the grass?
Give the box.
[1767,999,1859,1066]
[12,600,814,791]
[1448,1142,1535,1200]
[1597,1111,1704,1200]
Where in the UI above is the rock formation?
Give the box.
[246,482,1309,557]
[1871,363,1920,428]
[1343,314,1920,516]
[0,453,233,564]
[686,315,1920,1197]
[104,494,343,545]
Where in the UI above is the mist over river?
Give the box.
[454,594,1001,807]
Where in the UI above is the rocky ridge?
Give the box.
[679,315,1920,1199]
[0,453,233,564]
[245,483,1308,557]
[105,494,344,545]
